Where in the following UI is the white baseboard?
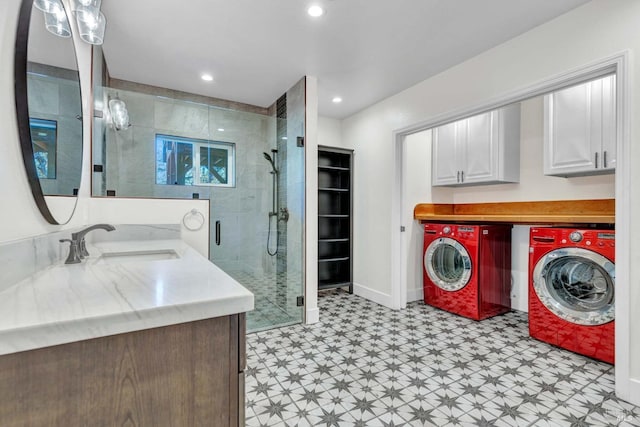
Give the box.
[305,307,319,324]
[353,282,393,309]
[617,378,640,407]
[407,287,423,303]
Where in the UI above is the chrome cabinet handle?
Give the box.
[457,171,460,183]
[215,220,221,246]
[603,151,608,168]
[595,152,599,169]
[461,171,464,182]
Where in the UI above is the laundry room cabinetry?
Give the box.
[318,147,353,293]
[431,104,521,186]
[544,74,616,176]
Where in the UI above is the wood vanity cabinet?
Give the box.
[431,104,520,186]
[0,314,246,427]
[544,74,616,176]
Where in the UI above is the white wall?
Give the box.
[88,198,210,256]
[403,131,435,303]
[318,116,343,149]
[340,0,639,404]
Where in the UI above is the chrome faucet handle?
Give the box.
[78,238,89,258]
[59,239,82,264]
[71,224,116,258]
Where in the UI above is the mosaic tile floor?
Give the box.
[245,289,639,426]
[226,270,302,332]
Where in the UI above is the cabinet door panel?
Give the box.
[463,111,496,183]
[544,83,595,175]
[601,75,617,171]
[432,122,459,186]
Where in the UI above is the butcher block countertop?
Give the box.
[414,199,615,225]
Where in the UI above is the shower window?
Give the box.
[155,134,235,187]
[29,118,57,179]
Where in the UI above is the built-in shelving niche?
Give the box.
[318,147,353,292]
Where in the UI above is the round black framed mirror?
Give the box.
[14,0,83,225]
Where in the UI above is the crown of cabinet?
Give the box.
[544,75,616,177]
[431,104,521,187]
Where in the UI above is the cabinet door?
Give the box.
[462,110,498,184]
[432,122,460,186]
[544,82,597,176]
[601,75,617,171]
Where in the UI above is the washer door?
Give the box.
[424,237,472,291]
[532,247,615,325]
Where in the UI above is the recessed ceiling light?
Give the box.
[281,137,288,140]
[201,74,214,82]
[332,97,342,103]
[217,128,225,132]
[307,5,324,17]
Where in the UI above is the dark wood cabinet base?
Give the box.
[0,314,245,427]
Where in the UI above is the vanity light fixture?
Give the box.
[34,0,63,14]
[332,96,343,103]
[307,5,324,17]
[43,7,71,38]
[108,96,130,131]
[201,74,214,82]
[73,0,106,45]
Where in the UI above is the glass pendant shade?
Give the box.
[75,7,106,45]
[44,10,71,38]
[34,0,63,14]
[76,0,101,7]
[109,98,129,130]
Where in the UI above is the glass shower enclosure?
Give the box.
[92,49,305,332]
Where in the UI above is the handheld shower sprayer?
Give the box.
[263,152,278,174]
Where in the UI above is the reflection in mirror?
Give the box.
[15,0,83,224]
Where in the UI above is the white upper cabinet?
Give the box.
[544,75,616,176]
[432,104,520,187]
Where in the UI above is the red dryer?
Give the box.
[529,227,615,364]
[423,223,512,320]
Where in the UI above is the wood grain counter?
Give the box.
[414,199,615,225]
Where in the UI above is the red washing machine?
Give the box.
[423,223,512,320]
[529,227,615,364]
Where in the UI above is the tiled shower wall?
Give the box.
[95,85,276,276]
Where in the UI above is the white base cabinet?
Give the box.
[432,104,520,187]
[544,75,616,177]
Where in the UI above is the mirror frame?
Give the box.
[14,0,82,225]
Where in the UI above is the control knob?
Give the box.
[442,226,451,234]
[569,231,583,243]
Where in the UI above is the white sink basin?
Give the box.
[96,249,180,264]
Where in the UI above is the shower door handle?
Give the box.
[215,221,221,246]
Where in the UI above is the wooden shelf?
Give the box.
[318,165,350,171]
[414,199,615,225]
[319,187,349,192]
[318,282,352,291]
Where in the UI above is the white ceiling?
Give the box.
[101,0,590,119]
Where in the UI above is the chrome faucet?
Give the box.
[60,224,116,264]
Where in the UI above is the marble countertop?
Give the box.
[0,239,254,356]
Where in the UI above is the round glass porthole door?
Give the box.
[532,247,615,325]
[424,237,472,291]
